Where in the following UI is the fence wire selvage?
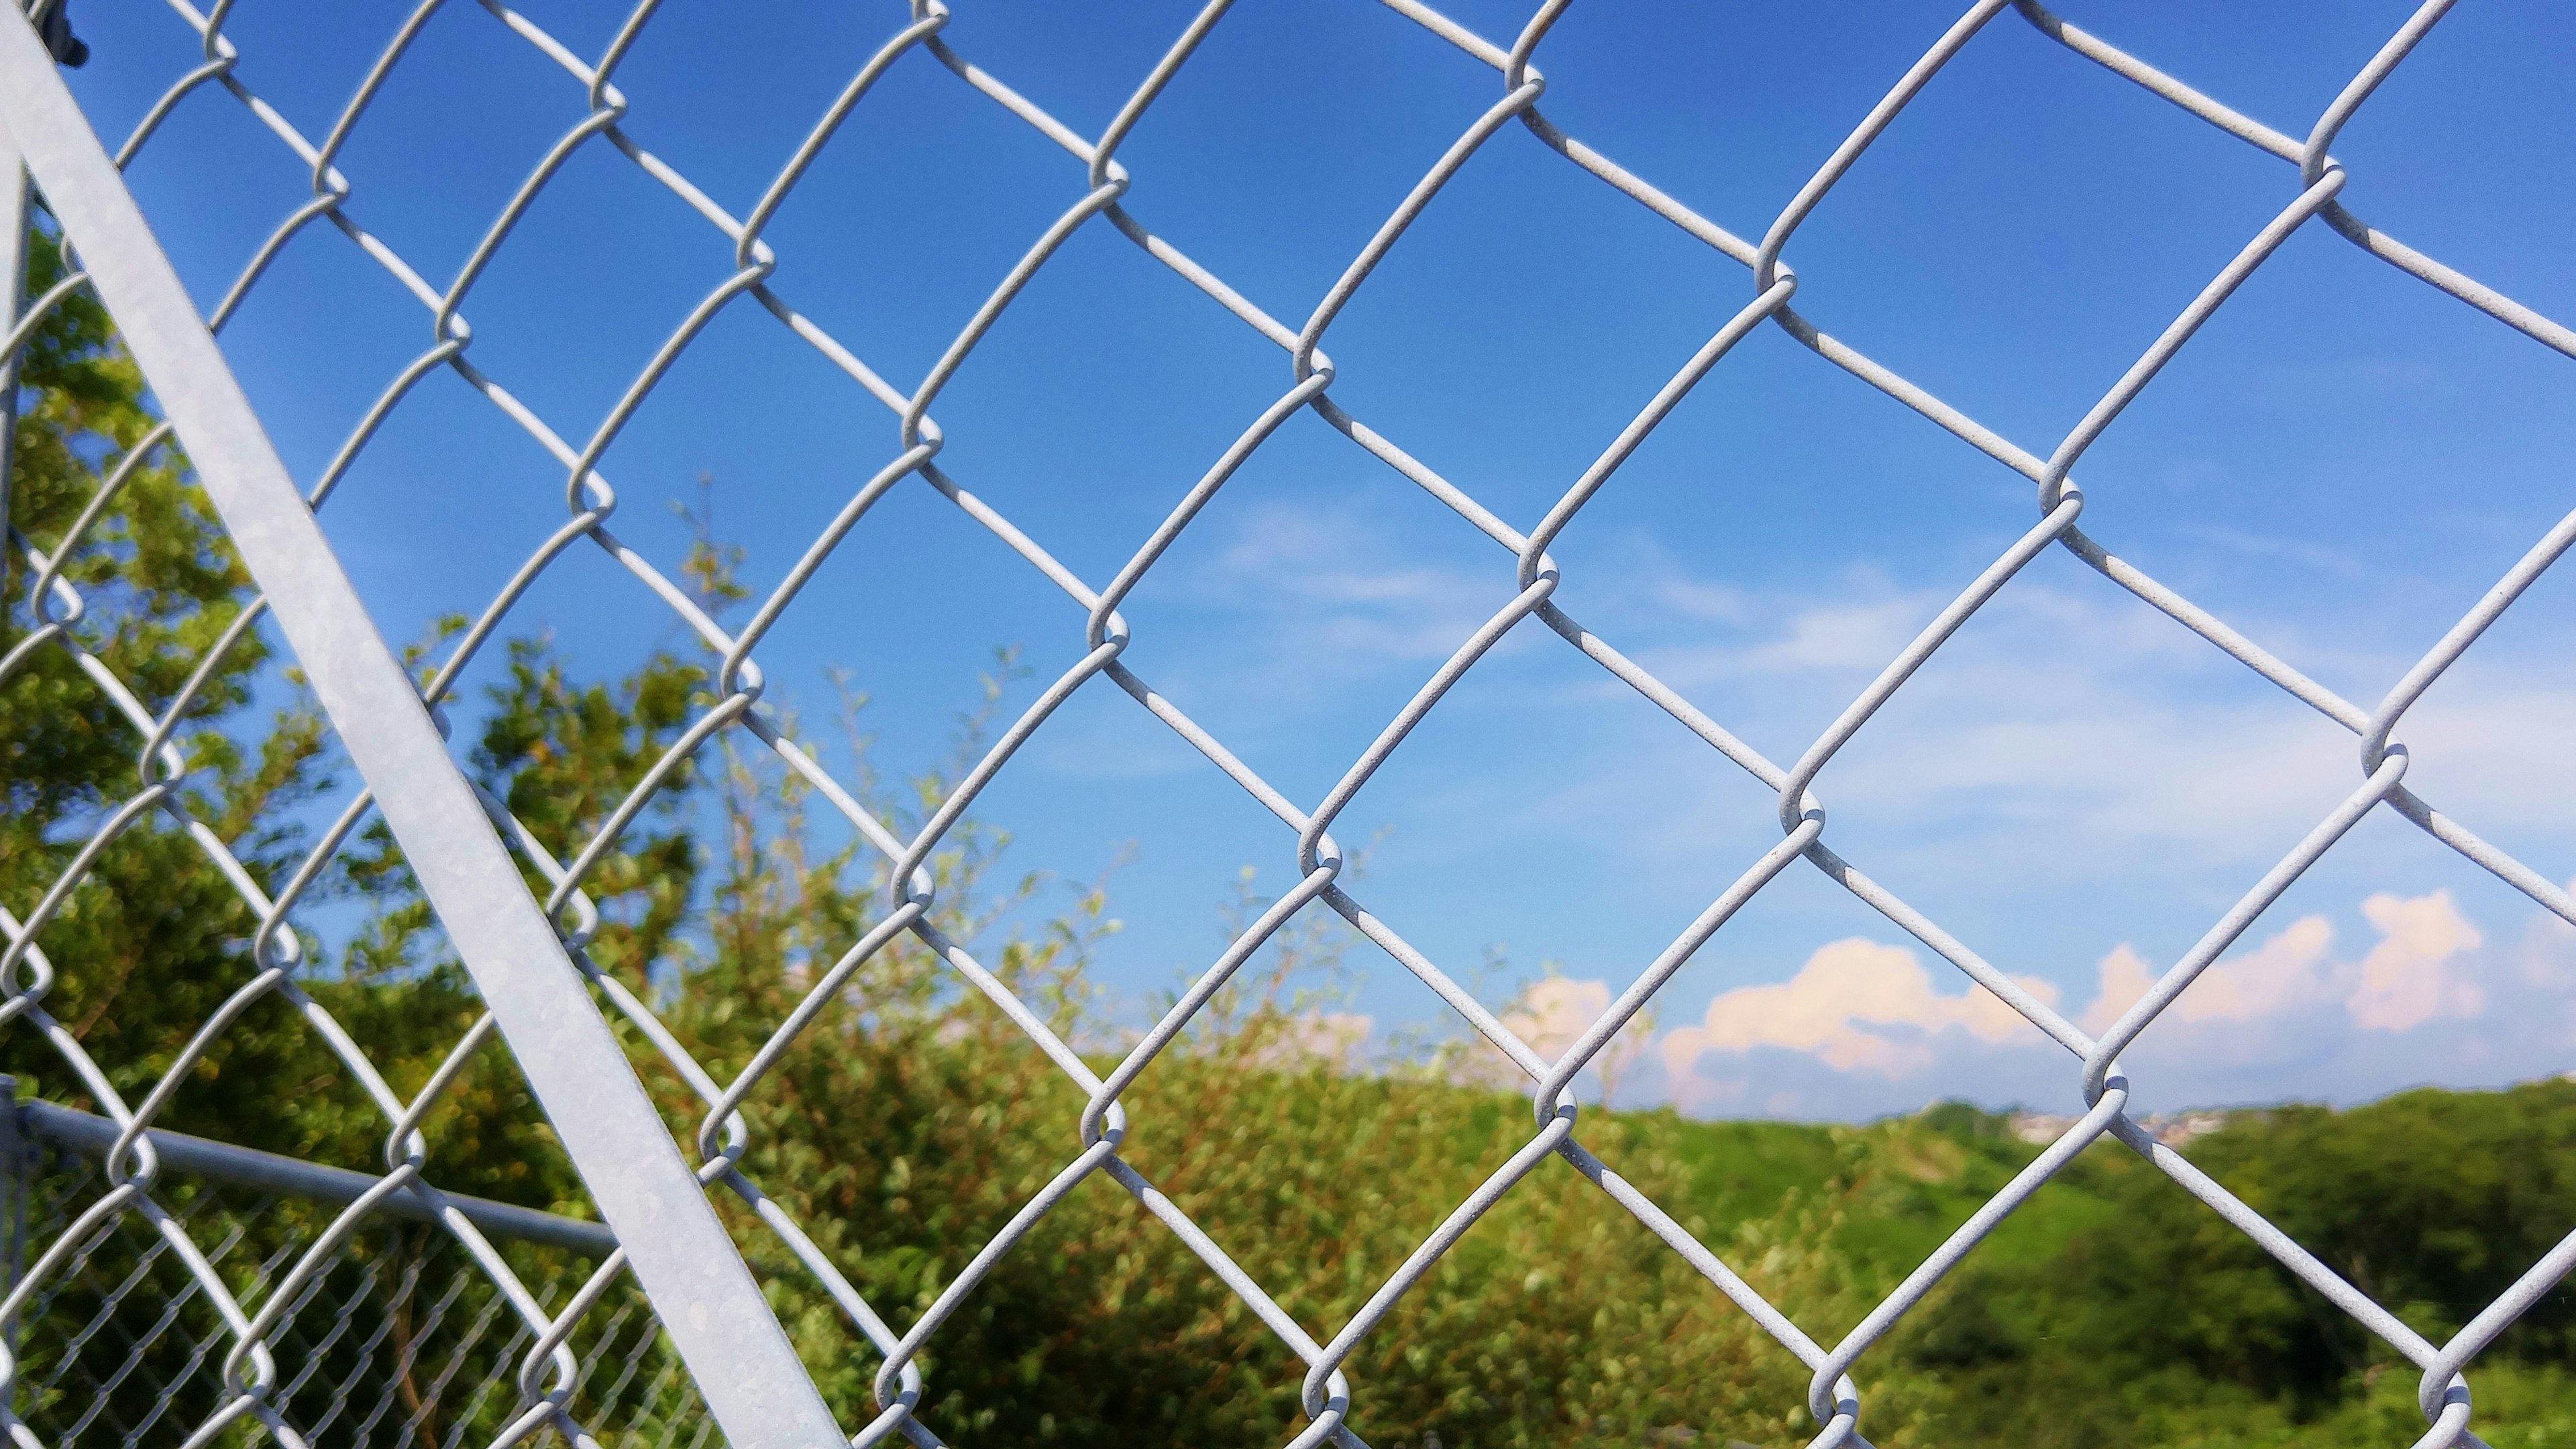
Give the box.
[5,0,2574,1446]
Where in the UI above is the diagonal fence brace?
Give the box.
[0,11,840,1444]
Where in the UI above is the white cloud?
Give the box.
[1103,496,1538,761]
[1460,975,1654,1099]
[1233,1010,1379,1073]
[1564,570,2576,894]
[1520,574,2385,907]
[2080,916,2337,1033]
[1071,506,2576,1121]
[1661,938,2059,1081]
[1503,975,1612,1063]
[1650,576,1751,624]
[2080,890,2483,1036]
[1165,499,1503,669]
[1741,597,1934,674]
[1282,1010,1375,1065]
[2084,945,2156,1035]
[2348,890,2485,1030]
[1651,890,2512,1118]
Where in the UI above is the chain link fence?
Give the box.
[1,1,2572,1446]
[0,1088,708,1449]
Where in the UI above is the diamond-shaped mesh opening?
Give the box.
[5,1153,704,1449]
[9,1,2576,1445]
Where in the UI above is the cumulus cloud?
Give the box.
[1651,888,2515,1118]
[1660,938,2060,1081]
[1285,1011,1376,1064]
[2080,917,2336,1033]
[1460,975,1654,1098]
[2080,891,2483,1036]
[1503,975,1613,1063]
[2348,891,2485,1030]
[1239,1011,1378,1072]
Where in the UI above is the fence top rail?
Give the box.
[1,1083,619,1256]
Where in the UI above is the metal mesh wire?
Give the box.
[3,1,2575,1446]
[2,1148,708,1449]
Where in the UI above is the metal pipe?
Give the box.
[12,1093,617,1255]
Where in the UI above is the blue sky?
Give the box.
[53,0,2576,1120]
